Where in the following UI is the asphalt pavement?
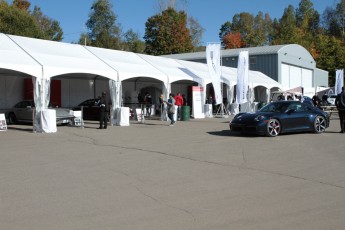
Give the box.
[1,115,345,230]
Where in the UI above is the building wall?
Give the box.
[164,44,329,89]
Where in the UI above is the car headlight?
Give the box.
[254,115,265,121]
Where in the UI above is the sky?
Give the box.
[8,0,337,45]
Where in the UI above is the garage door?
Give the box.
[281,64,313,89]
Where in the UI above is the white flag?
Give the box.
[335,69,344,95]
[206,43,222,105]
[236,51,249,104]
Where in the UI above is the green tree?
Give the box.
[314,34,345,86]
[144,7,193,55]
[31,6,63,41]
[84,0,121,49]
[322,7,341,37]
[231,12,254,47]
[295,0,320,49]
[78,32,92,46]
[0,0,63,41]
[219,12,272,48]
[122,29,145,53]
[333,0,345,40]
[154,0,203,51]
[188,16,205,50]
[0,0,44,38]
[219,21,232,47]
[252,12,273,46]
[271,5,298,44]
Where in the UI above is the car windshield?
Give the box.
[259,102,290,113]
[79,99,97,106]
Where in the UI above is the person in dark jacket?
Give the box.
[335,87,345,133]
[97,91,108,129]
[144,92,152,117]
[312,94,321,107]
[164,93,175,126]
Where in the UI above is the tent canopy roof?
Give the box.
[84,46,167,82]
[8,34,118,80]
[0,33,281,90]
[0,34,42,77]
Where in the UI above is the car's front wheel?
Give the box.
[313,116,326,133]
[8,113,17,124]
[266,118,281,137]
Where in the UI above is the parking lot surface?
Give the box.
[1,116,345,230]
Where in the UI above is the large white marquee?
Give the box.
[0,33,282,132]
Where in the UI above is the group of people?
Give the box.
[161,92,186,126]
[277,94,301,101]
[312,93,331,107]
[313,87,345,133]
[96,90,189,128]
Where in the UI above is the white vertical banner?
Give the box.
[335,69,344,95]
[192,86,205,119]
[236,51,249,104]
[206,43,222,105]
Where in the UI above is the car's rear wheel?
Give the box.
[8,113,17,124]
[313,116,326,133]
[266,118,280,137]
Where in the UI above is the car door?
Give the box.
[14,101,33,121]
[283,103,309,131]
[80,99,99,120]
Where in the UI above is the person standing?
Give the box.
[159,94,164,114]
[159,94,167,121]
[174,92,184,120]
[312,94,321,107]
[144,92,152,117]
[164,93,175,126]
[322,93,329,106]
[97,91,108,129]
[182,94,187,106]
[335,87,345,133]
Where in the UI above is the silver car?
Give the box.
[7,100,74,125]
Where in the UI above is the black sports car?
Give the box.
[72,99,112,121]
[229,101,329,137]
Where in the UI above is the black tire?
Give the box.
[266,118,281,137]
[313,115,326,133]
[8,113,17,124]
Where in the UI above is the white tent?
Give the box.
[0,34,42,77]
[138,54,207,100]
[4,34,119,132]
[0,33,283,131]
[84,47,166,82]
[83,46,170,123]
[9,35,117,80]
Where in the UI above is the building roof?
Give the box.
[162,44,307,60]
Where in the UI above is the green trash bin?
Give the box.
[181,106,190,121]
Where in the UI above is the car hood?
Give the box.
[232,112,273,122]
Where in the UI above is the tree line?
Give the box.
[1,0,345,84]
